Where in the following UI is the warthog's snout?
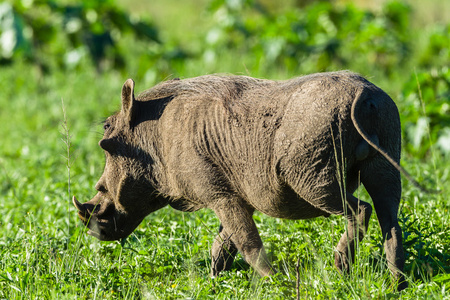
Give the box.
[72,196,99,221]
[72,196,131,241]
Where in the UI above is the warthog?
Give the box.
[73,71,409,290]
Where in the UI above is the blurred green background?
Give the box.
[2,0,449,156]
[0,0,449,298]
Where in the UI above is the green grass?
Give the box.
[1,0,450,298]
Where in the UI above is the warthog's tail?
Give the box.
[351,89,437,194]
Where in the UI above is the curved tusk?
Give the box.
[72,196,85,212]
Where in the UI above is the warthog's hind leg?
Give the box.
[334,193,373,274]
[362,166,407,291]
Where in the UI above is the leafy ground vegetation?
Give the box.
[0,0,449,298]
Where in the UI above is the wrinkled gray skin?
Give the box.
[73,71,407,290]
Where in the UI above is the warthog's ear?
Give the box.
[121,79,136,126]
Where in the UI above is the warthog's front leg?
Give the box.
[334,193,373,273]
[211,223,238,276]
[212,200,275,277]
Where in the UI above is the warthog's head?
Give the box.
[73,79,167,241]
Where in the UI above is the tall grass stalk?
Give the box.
[61,98,73,236]
[414,70,441,191]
